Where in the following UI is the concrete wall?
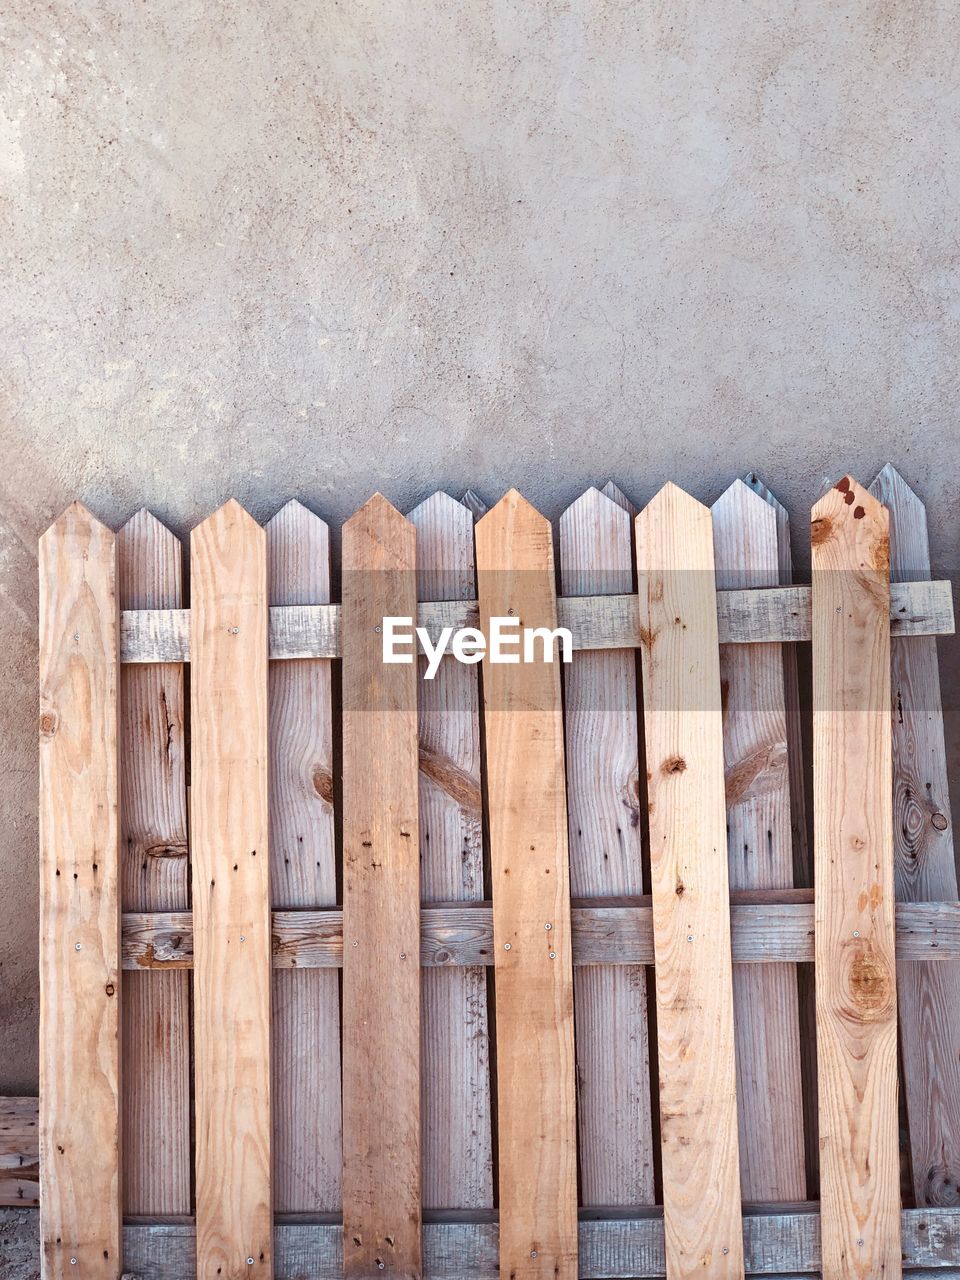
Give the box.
[2,1,960,1091]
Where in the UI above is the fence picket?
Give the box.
[39,503,121,1279]
[408,492,493,1211]
[266,500,341,1213]
[712,480,806,1202]
[476,490,578,1280]
[870,464,960,1207]
[635,483,744,1280]
[559,486,653,1206]
[812,476,901,1280]
[191,500,272,1279]
[341,494,422,1278]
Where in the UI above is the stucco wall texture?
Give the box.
[1,1,960,1092]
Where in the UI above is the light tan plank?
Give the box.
[635,483,744,1280]
[117,510,191,1218]
[559,486,653,1206]
[341,494,421,1279]
[191,500,272,1279]
[812,476,900,1280]
[870,463,960,1207]
[712,480,806,1202]
[476,490,578,1280]
[408,492,492,1211]
[39,503,121,1278]
[267,501,340,1214]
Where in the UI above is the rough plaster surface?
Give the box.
[1,2,960,1092]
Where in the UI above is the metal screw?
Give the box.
[240,935,245,942]
[544,922,552,931]
[352,940,359,947]
[549,951,557,959]
[836,606,842,614]
[399,952,406,960]
[374,625,382,634]
[530,1251,538,1259]
[230,627,240,635]
[687,935,693,942]
[722,1247,729,1255]
[853,930,860,938]
[70,1260,77,1266]
[248,1258,255,1266]
[73,634,80,643]
[378,1264,385,1271]
[504,942,511,951]
[75,942,81,951]
[857,1239,864,1248]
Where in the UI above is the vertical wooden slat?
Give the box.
[744,469,818,1194]
[870,463,960,1207]
[712,479,806,1202]
[341,494,421,1279]
[559,486,653,1206]
[266,500,340,1214]
[39,503,121,1278]
[635,483,743,1280]
[812,476,900,1280]
[191,500,272,1280]
[408,492,493,1211]
[476,490,578,1280]
[460,489,488,520]
[118,509,191,1218]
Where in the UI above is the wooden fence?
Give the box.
[10,467,960,1279]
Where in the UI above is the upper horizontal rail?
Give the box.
[119,579,954,662]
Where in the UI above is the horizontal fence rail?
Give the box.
[24,468,960,1280]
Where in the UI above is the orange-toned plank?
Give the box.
[635,483,743,1280]
[191,500,272,1279]
[476,490,578,1280]
[39,503,121,1278]
[812,476,900,1280]
[118,510,191,1217]
[267,500,340,1213]
[341,495,421,1279]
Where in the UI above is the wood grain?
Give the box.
[191,500,273,1280]
[559,486,653,1206]
[812,476,900,1280]
[0,1098,39,1207]
[712,480,806,1202]
[266,500,341,1214]
[117,509,191,1218]
[476,490,578,1280]
[341,494,422,1279]
[39,502,121,1279]
[408,492,492,1211]
[635,482,744,1280]
[870,463,960,1207]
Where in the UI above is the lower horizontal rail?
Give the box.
[120,897,960,969]
[2,1205,959,1279]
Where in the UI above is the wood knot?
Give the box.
[312,766,334,805]
[39,712,58,738]
[843,945,894,1023]
[662,756,687,775]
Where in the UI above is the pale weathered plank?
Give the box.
[408,492,492,1211]
[117,577,955,664]
[559,486,653,1206]
[190,500,273,1279]
[712,480,806,1202]
[460,489,488,520]
[600,479,637,515]
[117,510,191,1218]
[39,503,121,1280]
[635,482,744,1280]
[870,463,960,1207]
[476,490,578,1280]
[812,476,900,1280]
[341,494,422,1278]
[267,500,341,1214]
[0,1099,39,1208]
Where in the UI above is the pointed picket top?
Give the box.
[711,479,779,592]
[811,476,888,572]
[475,490,555,584]
[476,487,550,536]
[460,489,488,520]
[600,480,638,518]
[407,492,474,600]
[869,464,931,583]
[636,481,714,575]
[191,497,265,548]
[342,492,414,574]
[559,486,632,597]
[40,499,114,550]
[741,471,785,514]
[741,472,794,583]
[265,499,330,607]
[117,509,183,610]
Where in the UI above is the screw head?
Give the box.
[70,1260,77,1267]
[503,942,511,951]
[722,1247,729,1255]
[530,1250,538,1259]
[544,922,552,930]
[75,942,81,951]
[352,940,359,947]
[687,935,694,942]
[549,951,557,959]
[399,952,406,960]
[853,930,860,938]
[247,1257,255,1266]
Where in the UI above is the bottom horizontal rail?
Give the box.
[2,1206,960,1278]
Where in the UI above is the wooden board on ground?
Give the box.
[117,510,191,1218]
[712,480,805,1202]
[635,483,744,1280]
[812,476,901,1279]
[191,500,273,1279]
[476,490,578,1280]
[559,485,653,1206]
[408,492,492,1211]
[870,463,960,1208]
[0,1098,39,1207]
[39,503,121,1279]
[267,500,341,1214]
[341,495,422,1278]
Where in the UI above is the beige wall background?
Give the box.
[2,1,960,1092]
